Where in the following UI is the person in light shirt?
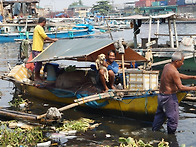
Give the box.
[32,17,58,81]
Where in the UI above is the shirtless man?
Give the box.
[99,50,119,92]
[152,51,196,134]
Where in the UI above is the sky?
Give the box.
[39,0,132,11]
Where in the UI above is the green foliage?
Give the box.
[56,118,94,132]
[119,137,170,147]
[8,95,27,108]
[0,118,96,146]
[134,8,141,14]
[65,65,76,72]
[92,0,112,16]
[79,0,83,5]
[0,125,47,146]
[158,139,169,147]
[69,0,83,7]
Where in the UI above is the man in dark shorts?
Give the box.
[152,51,196,134]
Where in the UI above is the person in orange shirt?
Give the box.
[32,17,58,81]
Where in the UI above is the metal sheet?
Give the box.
[31,39,114,62]
[31,38,147,63]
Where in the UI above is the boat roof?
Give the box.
[31,39,147,63]
[111,13,176,20]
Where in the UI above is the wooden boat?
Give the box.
[0,23,94,43]
[0,0,95,43]
[112,13,196,75]
[1,39,188,119]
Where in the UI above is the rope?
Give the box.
[118,101,124,117]
[99,93,101,99]
[108,90,115,99]
[76,93,109,108]
[113,89,155,107]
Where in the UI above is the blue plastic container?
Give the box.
[176,0,185,5]
[160,1,168,5]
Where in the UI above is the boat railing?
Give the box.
[155,33,196,37]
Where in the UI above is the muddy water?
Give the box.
[0,28,196,146]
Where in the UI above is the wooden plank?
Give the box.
[37,92,115,120]
[155,33,196,37]
[0,109,55,123]
[184,97,196,101]
[152,59,171,67]
[0,109,37,120]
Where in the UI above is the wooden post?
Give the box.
[168,18,174,48]
[106,19,113,40]
[173,19,179,48]
[148,16,152,43]
[0,109,37,121]
[122,54,126,89]
[133,20,137,49]
[156,19,160,39]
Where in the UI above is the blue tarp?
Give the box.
[0,15,3,22]
[96,15,105,18]
[55,13,65,17]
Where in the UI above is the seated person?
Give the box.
[130,61,138,68]
[98,50,119,92]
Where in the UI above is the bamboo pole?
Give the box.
[173,19,179,48]
[0,109,55,123]
[156,19,160,39]
[133,20,137,49]
[106,19,113,40]
[30,42,54,62]
[122,54,126,89]
[168,18,174,48]
[114,89,159,92]
[0,109,37,121]
[36,92,115,120]
[74,92,113,102]
[148,16,152,43]
[154,33,196,37]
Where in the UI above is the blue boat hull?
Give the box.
[0,30,94,43]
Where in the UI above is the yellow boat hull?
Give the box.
[20,84,187,116]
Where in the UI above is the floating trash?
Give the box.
[37,141,51,147]
[106,134,111,138]
[50,133,68,144]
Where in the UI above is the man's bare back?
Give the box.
[160,63,179,94]
[160,58,196,94]
[153,52,196,134]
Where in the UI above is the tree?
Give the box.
[69,0,83,7]
[79,0,83,5]
[91,0,112,16]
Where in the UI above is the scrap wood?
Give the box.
[36,92,115,120]
[0,109,53,123]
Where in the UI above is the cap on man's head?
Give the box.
[38,17,46,23]
[171,51,184,62]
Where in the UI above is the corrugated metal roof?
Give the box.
[31,38,147,63]
[31,39,114,62]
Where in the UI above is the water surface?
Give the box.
[0,26,196,146]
